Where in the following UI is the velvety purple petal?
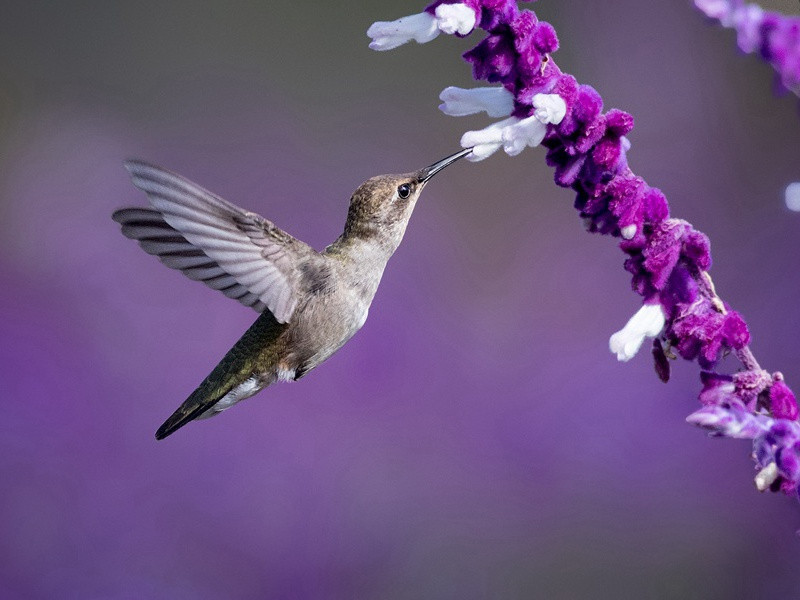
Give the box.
[776,446,800,482]
[652,338,670,383]
[770,379,799,420]
[514,58,561,102]
[642,188,669,223]
[591,136,624,171]
[552,152,586,187]
[643,221,687,290]
[607,175,646,230]
[574,113,608,155]
[532,22,558,53]
[464,33,517,83]
[605,109,635,136]
[510,10,537,53]
[722,310,750,350]
[732,369,771,409]
[765,420,799,446]
[698,371,735,406]
[477,0,520,32]
[515,42,543,81]
[682,229,712,271]
[660,265,699,315]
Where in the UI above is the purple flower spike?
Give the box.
[695,1,800,98]
[369,0,800,519]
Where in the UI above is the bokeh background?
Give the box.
[1,1,799,598]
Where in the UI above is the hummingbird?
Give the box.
[112,148,471,440]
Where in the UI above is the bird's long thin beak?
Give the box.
[418,147,472,183]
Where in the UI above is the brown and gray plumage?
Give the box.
[112,149,470,439]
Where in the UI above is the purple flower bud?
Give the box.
[545,147,586,187]
[464,32,517,84]
[605,109,635,136]
[776,445,800,482]
[652,338,670,383]
[698,371,736,406]
[682,230,712,271]
[572,85,603,122]
[477,0,520,32]
[770,378,799,420]
[643,220,688,291]
[660,265,699,314]
[732,369,771,409]
[515,40,543,82]
[532,22,558,53]
[765,420,798,446]
[574,113,607,155]
[667,298,748,368]
[719,310,749,351]
[591,136,624,172]
[606,175,647,235]
[557,84,602,137]
[510,10,538,53]
[642,188,669,223]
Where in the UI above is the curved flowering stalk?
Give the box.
[368,0,800,507]
[694,0,800,99]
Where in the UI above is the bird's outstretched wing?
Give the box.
[113,160,317,323]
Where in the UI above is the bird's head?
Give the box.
[343,148,471,250]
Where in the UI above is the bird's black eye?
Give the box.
[397,184,411,199]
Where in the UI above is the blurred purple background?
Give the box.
[1,1,800,598]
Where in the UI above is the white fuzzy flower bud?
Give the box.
[439,86,514,118]
[609,303,666,362]
[532,93,567,125]
[755,462,778,492]
[434,3,477,35]
[620,224,637,240]
[502,116,547,156]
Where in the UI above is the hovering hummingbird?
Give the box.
[113,148,471,439]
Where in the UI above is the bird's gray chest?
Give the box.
[291,284,370,367]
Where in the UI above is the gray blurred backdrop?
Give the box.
[1,1,799,598]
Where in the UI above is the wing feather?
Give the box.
[113,160,319,322]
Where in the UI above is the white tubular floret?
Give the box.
[460,117,519,161]
[609,303,666,362]
[439,86,514,118]
[367,13,439,51]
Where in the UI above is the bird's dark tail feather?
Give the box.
[155,377,237,440]
[154,311,287,440]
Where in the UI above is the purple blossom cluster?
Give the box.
[695,0,800,98]
[368,1,800,504]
